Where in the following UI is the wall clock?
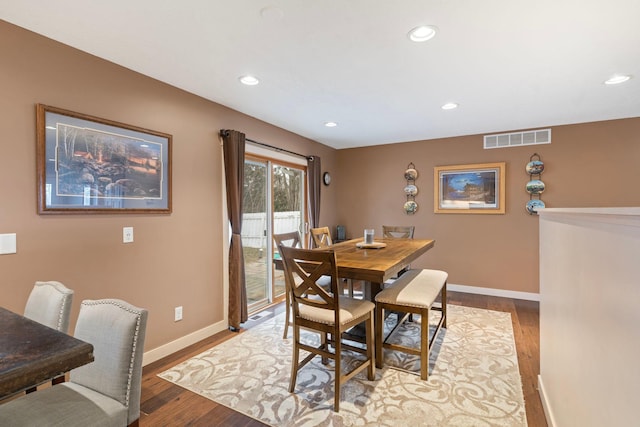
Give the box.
[323,172,331,186]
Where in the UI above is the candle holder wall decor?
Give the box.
[525,153,545,215]
[403,162,418,214]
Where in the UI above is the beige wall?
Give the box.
[0,21,338,353]
[2,19,639,357]
[334,119,640,294]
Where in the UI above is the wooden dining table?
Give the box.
[0,307,94,399]
[275,237,436,301]
[327,237,436,300]
[273,237,436,341]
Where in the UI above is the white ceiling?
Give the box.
[2,1,639,149]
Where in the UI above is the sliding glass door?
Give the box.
[242,155,306,313]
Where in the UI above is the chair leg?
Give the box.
[375,305,384,369]
[289,326,300,392]
[333,337,341,412]
[366,314,376,380]
[420,307,429,380]
[283,291,290,339]
[321,332,329,364]
[442,282,447,328]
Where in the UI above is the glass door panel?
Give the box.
[242,155,306,314]
[242,159,269,310]
[272,164,305,301]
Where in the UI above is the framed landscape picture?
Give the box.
[36,104,172,214]
[434,162,506,214]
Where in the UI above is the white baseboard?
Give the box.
[447,283,540,301]
[538,375,556,427]
[142,319,227,366]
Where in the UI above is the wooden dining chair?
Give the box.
[310,226,355,297]
[275,231,334,338]
[279,245,375,412]
[382,225,415,277]
[274,230,302,251]
[0,299,148,427]
[382,225,416,320]
[382,225,415,239]
[310,226,333,248]
[274,231,304,339]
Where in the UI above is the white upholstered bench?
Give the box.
[374,268,447,380]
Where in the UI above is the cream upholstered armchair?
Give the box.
[0,299,148,427]
[23,281,74,392]
[24,281,74,333]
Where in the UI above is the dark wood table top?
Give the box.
[0,307,94,399]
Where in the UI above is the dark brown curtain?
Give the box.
[307,156,321,247]
[220,129,248,330]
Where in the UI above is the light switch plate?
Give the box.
[123,227,134,243]
[0,233,17,255]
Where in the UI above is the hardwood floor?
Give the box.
[139,291,547,426]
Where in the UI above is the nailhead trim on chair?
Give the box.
[81,299,144,408]
[56,295,70,331]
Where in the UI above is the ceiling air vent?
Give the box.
[484,129,551,149]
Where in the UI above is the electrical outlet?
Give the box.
[123,227,134,243]
[174,306,183,322]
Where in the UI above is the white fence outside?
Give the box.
[242,211,303,248]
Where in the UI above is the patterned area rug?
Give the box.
[158,305,527,426]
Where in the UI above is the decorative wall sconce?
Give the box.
[404,162,418,214]
[525,153,545,215]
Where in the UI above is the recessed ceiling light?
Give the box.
[324,121,338,127]
[408,25,437,42]
[239,75,260,86]
[604,75,632,85]
[441,103,458,110]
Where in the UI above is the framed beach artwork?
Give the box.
[36,104,172,214]
[434,162,506,214]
